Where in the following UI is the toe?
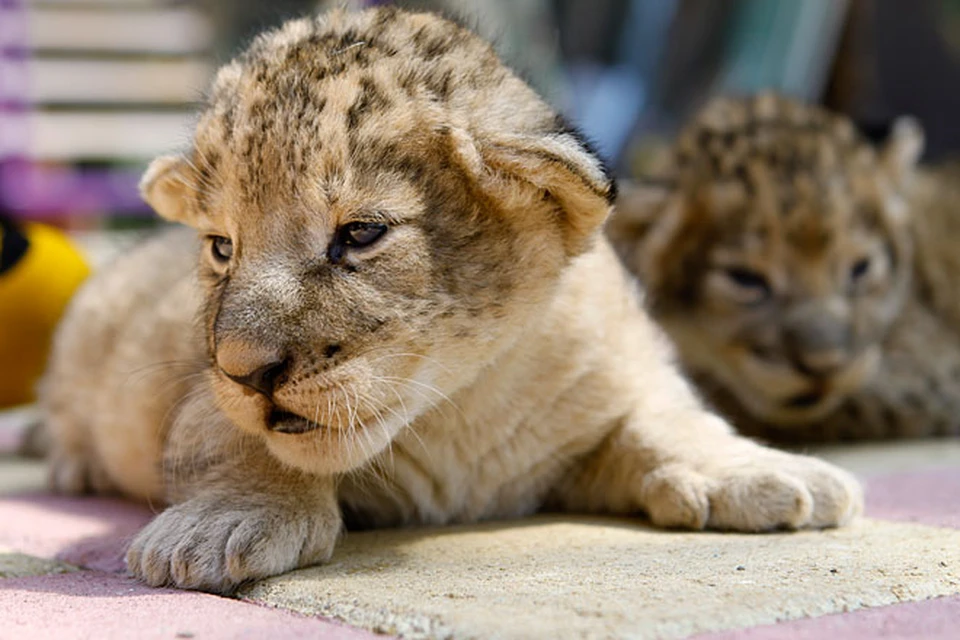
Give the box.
[708,471,813,531]
[793,459,863,528]
[639,464,711,530]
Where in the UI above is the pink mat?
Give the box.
[0,571,377,640]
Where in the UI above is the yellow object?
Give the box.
[0,222,90,407]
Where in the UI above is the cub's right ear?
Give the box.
[605,179,674,248]
[604,178,705,295]
[140,155,194,225]
[881,116,924,188]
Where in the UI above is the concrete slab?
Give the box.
[0,405,37,453]
[0,459,46,495]
[240,516,960,640]
[0,551,77,579]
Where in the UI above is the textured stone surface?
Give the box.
[0,459,46,495]
[241,516,960,640]
[0,551,77,579]
[4,402,960,639]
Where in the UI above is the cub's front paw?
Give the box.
[639,445,862,532]
[127,495,341,594]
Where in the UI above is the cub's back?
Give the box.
[41,227,204,500]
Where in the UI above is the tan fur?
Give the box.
[609,93,960,440]
[40,11,860,594]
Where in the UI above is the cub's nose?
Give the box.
[217,339,288,397]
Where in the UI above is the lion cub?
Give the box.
[40,8,861,594]
[609,93,960,441]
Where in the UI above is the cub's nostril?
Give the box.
[223,358,288,397]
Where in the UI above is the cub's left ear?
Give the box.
[471,124,617,254]
[881,116,924,187]
[139,154,195,225]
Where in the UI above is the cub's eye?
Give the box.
[209,235,233,263]
[850,257,871,282]
[724,267,771,294]
[340,222,388,248]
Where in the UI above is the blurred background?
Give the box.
[2,0,960,409]
[2,0,960,230]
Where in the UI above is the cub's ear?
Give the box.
[139,154,194,225]
[455,122,616,255]
[603,179,692,286]
[881,116,924,187]
[607,180,674,237]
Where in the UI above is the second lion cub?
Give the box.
[40,7,861,594]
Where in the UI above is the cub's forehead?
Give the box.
[198,8,503,147]
[675,94,874,183]
[673,95,892,228]
[182,7,538,223]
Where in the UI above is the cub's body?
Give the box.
[41,9,860,594]
[610,94,960,441]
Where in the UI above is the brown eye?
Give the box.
[210,235,233,262]
[340,222,387,248]
[850,257,871,282]
[725,267,771,298]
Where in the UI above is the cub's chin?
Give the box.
[729,347,881,427]
[261,415,399,476]
[742,389,847,427]
[210,384,406,475]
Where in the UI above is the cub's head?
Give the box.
[608,93,921,426]
[140,8,615,473]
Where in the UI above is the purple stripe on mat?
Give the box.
[0,571,382,640]
[696,594,960,640]
[865,469,960,529]
[0,494,154,572]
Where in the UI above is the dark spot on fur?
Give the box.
[412,25,460,61]
[324,344,342,358]
[346,76,391,130]
[424,68,453,101]
[221,106,236,143]
[373,5,400,31]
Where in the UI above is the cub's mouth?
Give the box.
[267,409,324,434]
[783,390,826,409]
